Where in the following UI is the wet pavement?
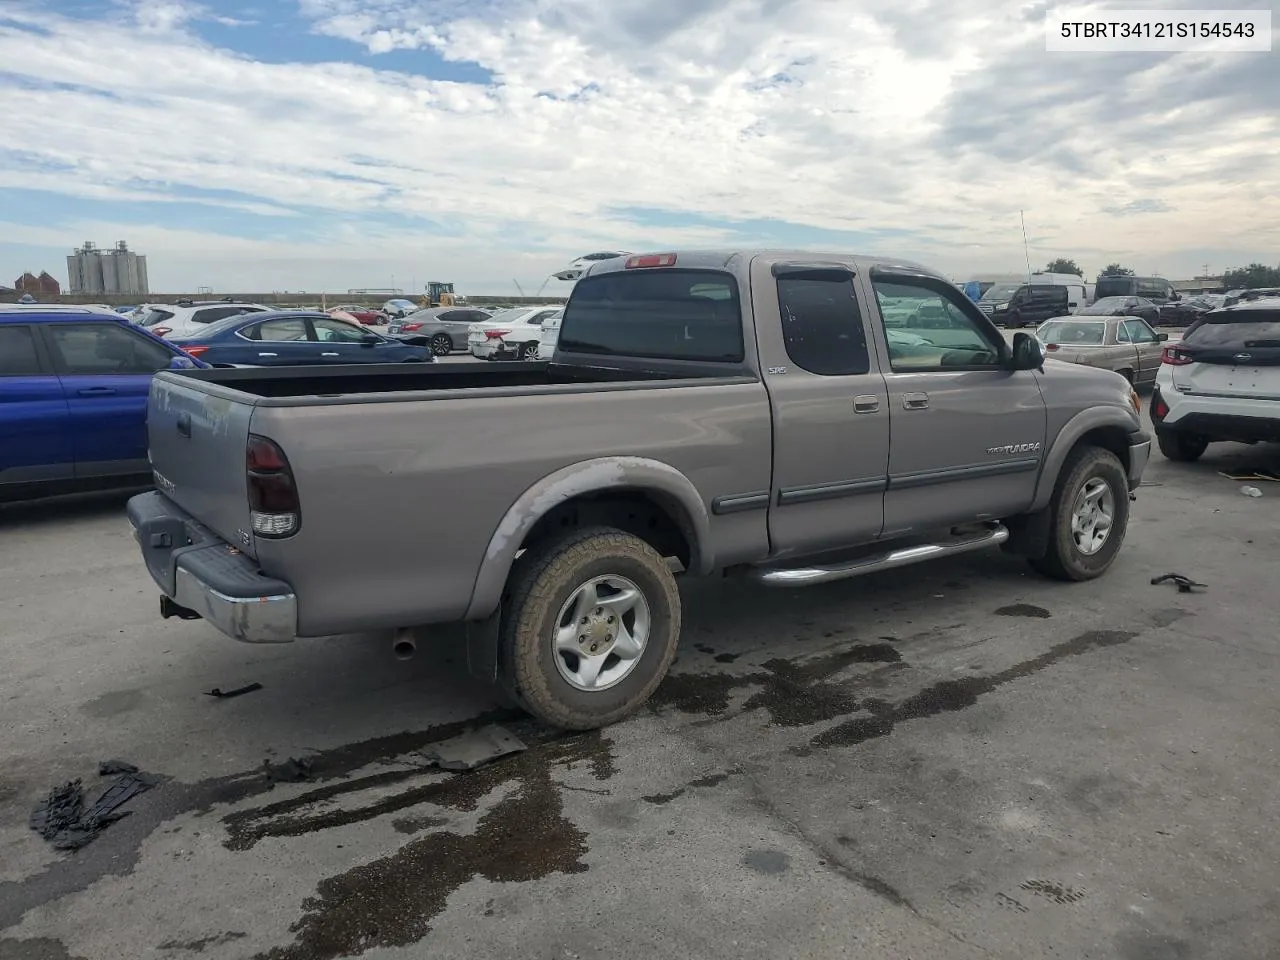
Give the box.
[1,426,1277,960]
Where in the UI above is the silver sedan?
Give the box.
[386,306,494,355]
[1036,316,1168,387]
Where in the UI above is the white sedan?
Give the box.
[468,305,564,360]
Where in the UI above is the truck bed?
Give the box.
[181,361,747,400]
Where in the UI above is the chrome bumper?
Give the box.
[128,490,297,644]
[171,566,297,644]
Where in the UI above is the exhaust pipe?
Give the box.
[392,629,416,661]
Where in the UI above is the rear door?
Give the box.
[1173,312,1280,400]
[0,322,73,486]
[45,321,177,477]
[755,258,890,555]
[865,270,1046,536]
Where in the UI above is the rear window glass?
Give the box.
[1095,277,1136,299]
[138,308,174,327]
[1038,320,1106,345]
[1183,314,1280,346]
[0,325,41,375]
[559,270,743,362]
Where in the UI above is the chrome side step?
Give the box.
[750,524,1009,587]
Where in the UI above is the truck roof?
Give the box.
[580,249,948,281]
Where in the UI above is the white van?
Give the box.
[1029,273,1088,313]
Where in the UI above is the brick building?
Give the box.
[13,271,61,296]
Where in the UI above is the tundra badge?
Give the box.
[987,442,1042,455]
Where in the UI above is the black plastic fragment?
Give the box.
[29,768,162,851]
[98,759,139,775]
[206,682,263,699]
[1151,572,1207,593]
[263,757,312,784]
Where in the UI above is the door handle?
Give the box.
[902,392,929,410]
[853,395,880,414]
[320,352,340,357]
[77,386,116,396]
[258,352,278,357]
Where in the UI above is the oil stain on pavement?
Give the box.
[249,732,615,960]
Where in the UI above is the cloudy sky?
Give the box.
[1,0,1276,295]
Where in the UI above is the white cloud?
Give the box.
[1,0,1277,291]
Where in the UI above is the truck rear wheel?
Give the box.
[1028,445,1129,582]
[498,526,681,730]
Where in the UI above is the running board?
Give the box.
[750,524,1009,587]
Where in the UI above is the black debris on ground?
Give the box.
[263,757,313,785]
[97,759,138,776]
[205,682,263,700]
[421,724,527,772]
[1151,573,1208,594]
[29,766,162,851]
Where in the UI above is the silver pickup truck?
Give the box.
[127,250,1150,729]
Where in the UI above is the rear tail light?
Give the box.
[182,345,210,357]
[247,434,300,538]
[624,253,677,269]
[484,329,511,339]
[1045,343,1059,351]
[1152,392,1169,420]
[153,327,172,337]
[1161,346,1192,365]
[402,322,423,331]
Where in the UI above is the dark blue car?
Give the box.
[1,309,207,502]
[168,310,435,366]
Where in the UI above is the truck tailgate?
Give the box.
[147,374,258,557]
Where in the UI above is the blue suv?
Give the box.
[1,309,206,502]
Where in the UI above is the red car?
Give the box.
[327,304,384,325]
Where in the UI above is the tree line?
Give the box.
[1041,258,1280,289]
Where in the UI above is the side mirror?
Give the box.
[1156,332,1169,341]
[1009,332,1045,371]
[168,355,197,369]
[360,333,379,346]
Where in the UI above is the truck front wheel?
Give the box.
[1028,445,1130,582]
[498,526,681,730]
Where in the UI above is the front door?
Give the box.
[1122,318,1163,386]
[45,321,176,476]
[238,316,319,365]
[862,272,1047,537]
[755,258,890,557]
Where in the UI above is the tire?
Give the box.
[498,526,681,730]
[429,334,452,356]
[520,341,539,360]
[1156,428,1209,462]
[1028,445,1130,582]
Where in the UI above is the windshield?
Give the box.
[980,284,1022,301]
[1080,297,1127,315]
[1038,320,1106,345]
[1095,277,1135,299]
[481,308,533,325]
[138,308,175,327]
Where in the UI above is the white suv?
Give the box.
[136,300,271,338]
[1151,298,1280,461]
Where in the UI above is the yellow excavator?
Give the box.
[420,281,465,308]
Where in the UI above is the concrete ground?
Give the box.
[1,418,1276,960]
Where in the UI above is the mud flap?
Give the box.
[464,607,501,683]
[1002,507,1052,558]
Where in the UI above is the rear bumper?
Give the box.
[127,491,297,643]
[1153,381,1280,442]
